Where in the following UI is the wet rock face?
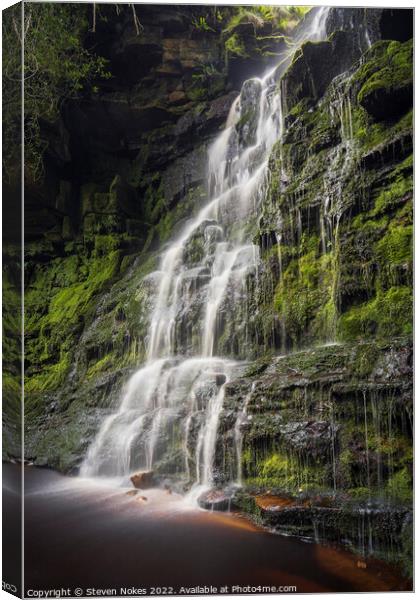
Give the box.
[218,340,412,499]
[280,421,338,458]
[24,7,238,250]
[283,31,360,111]
[326,8,413,50]
[356,41,413,122]
[251,33,413,357]
[236,491,411,564]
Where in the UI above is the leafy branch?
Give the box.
[3,3,111,182]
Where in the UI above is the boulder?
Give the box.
[236,78,262,148]
[130,471,155,489]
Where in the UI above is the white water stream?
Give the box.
[81,8,330,497]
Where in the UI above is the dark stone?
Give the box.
[215,374,227,386]
[359,81,412,122]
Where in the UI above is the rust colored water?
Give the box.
[9,466,410,594]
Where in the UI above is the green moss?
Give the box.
[2,270,21,367]
[155,184,206,244]
[387,467,412,503]
[347,487,371,501]
[25,244,124,394]
[274,237,338,345]
[245,451,326,493]
[25,351,70,394]
[375,224,412,268]
[352,214,389,232]
[186,86,208,101]
[353,105,412,154]
[339,286,412,341]
[86,353,114,379]
[372,167,412,217]
[352,343,380,378]
[225,33,248,58]
[261,453,289,478]
[49,250,121,325]
[357,39,413,107]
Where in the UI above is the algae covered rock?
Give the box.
[357,40,413,121]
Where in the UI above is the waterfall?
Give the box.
[80,8,331,494]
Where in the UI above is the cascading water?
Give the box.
[81,7,331,496]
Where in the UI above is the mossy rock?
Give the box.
[357,39,413,121]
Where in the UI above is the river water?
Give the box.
[16,466,409,594]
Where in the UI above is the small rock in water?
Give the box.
[198,488,232,512]
[130,471,155,490]
[137,496,148,504]
[215,374,227,386]
[126,490,138,497]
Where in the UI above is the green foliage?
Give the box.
[3,3,110,181]
[261,453,289,478]
[224,5,310,35]
[192,15,215,33]
[387,468,412,503]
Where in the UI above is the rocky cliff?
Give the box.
[4,4,412,575]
